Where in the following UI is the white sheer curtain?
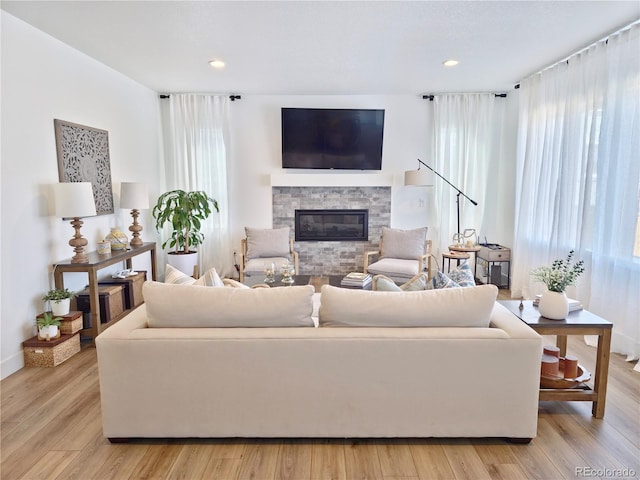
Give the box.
[160,94,234,277]
[512,23,640,369]
[430,94,506,256]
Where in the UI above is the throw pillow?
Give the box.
[447,262,476,287]
[426,270,461,290]
[372,273,429,291]
[222,278,250,289]
[164,264,196,285]
[379,227,427,260]
[194,267,225,287]
[245,227,290,259]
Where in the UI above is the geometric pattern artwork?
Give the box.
[54,119,114,215]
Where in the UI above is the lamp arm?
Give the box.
[416,159,478,206]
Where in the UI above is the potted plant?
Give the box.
[530,250,585,320]
[36,311,62,340]
[42,288,76,316]
[152,189,219,275]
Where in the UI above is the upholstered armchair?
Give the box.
[239,227,299,282]
[364,227,432,283]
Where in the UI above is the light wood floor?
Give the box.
[2,292,639,480]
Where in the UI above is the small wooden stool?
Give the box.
[442,251,470,272]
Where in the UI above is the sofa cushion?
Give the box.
[366,258,422,279]
[144,281,315,328]
[380,227,427,260]
[245,227,290,259]
[319,284,498,327]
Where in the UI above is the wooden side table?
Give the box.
[449,244,481,276]
[441,251,470,272]
[499,300,612,418]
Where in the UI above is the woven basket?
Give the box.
[23,334,80,367]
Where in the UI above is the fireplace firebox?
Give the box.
[295,209,368,241]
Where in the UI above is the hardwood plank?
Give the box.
[311,440,347,480]
[505,441,564,480]
[201,457,243,480]
[276,440,313,480]
[409,440,456,480]
[237,440,280,480]
[441,440,492,480]
[17,450,79,480]
[344,440,384,480]
[129,443,183,479]
[91,444,150,480]
[535,417,591,478]
[377,440,418,478]
[166,444,219,479]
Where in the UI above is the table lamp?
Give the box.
[120,182,149,247]
[54,182,97,263]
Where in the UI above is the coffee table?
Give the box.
[499,300,612,418]
[242,274,370,292]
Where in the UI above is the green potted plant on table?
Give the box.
[36,312,62,341]
[530,250,585,320]
[152,189,219,276]
[42,288,76,316]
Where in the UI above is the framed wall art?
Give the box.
[54,119,114,215]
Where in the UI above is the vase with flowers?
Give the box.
[530,250,585,320]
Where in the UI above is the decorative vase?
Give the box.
[50,298,70,316]
[105,227,128,251]
[538,290,569,320]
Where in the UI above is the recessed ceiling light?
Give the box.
[442,59,459,67]
[208,59,225,69]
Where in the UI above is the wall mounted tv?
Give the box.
[281,108,385,170]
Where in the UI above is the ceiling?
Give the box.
[2,1,639,95]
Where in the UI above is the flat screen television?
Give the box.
[281,108,385,170]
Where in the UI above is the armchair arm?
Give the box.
[289,239,299,275]
[364,250,380,272]
[419,240,433,280]
[239,238,248,282]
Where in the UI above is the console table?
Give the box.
[53,242,157,344]
[499,300,612,418]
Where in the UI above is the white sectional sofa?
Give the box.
[96,282,542,441]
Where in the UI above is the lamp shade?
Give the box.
[54,182,97,218]
[120,182,149,209]
[404,169,433,186]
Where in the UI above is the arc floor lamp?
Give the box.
[404,159,478,235]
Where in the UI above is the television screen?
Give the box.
[281,108,385,170]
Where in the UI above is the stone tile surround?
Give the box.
[273,186,391,275]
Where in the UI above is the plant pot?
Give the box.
[38,325,59,340]
[51,298,71,316]
[167,251,199,277]
[538,290,569,320]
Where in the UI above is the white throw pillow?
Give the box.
[194,267,225,287]
[372,273,429,291]
[245,227,290,259]
[164,264,196,285]
[380,227,427,260]
[319,284,498,328]
[144,281,315,327]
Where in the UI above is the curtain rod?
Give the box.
[514,18,640,89]
[159,94,242,101]
[422,93,507,101]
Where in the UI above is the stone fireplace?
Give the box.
[273,186,391,275]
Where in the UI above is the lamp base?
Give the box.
[69,217,89,263]
[128,209,143,247]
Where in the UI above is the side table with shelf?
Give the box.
[499,300,612,418]
[476,244,511,288]
[53,242,157,345]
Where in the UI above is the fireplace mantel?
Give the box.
[270,172,394,187]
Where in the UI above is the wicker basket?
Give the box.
[23,334,80,367]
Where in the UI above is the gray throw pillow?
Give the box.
[380,227,427,260]
[245,227,290,259]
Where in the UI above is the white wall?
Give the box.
[227,94,518,257]
[0,12,162,379]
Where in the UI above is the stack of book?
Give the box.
[533,294,583,312]
[341,272,372,288]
